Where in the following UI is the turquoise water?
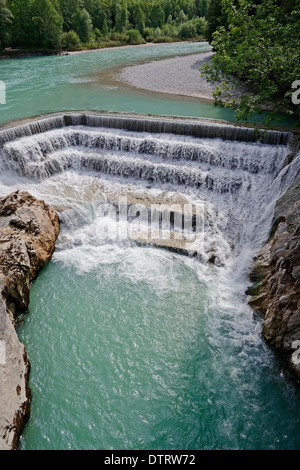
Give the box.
[7,140,300,450]
[0,42,238,126]
[17,247,300,450]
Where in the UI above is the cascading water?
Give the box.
[2,113,300,450]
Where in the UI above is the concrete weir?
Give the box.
[0,112,297,449]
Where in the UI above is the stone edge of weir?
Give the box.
[0,111,299,450]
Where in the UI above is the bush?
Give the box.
[152,36,179,43]
[61,30,82,51]
[126,29,146,45]
[161,23,177,38]
[110,31,128,42]
[143,27,154,42]
[94,28,101,38]
[192,17,207,35]
[179,22,197,40]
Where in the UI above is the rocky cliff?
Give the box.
[248,178,300,382]
[0,190,59,450]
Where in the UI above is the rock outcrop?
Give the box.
[0,190,59,450]
[248,179,300,382]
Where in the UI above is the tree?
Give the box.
[61,29,82,50]
[71,7,93,42]
[150,1,165,28]
[126,28,145,45]
[0,0,13,50]
[132,2,145,33]
[195,0,208,17]
[102,18,108,36]
[114,0,128,32]
[179,21,196,39]
[200,0,300,126]
[177,9,187,24]
[30,0,63,49]
[204,0,228,43]
[59,0,84,31]
[91,0,111,30]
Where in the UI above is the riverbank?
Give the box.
[0,41,204,60]
[114,52,216,101]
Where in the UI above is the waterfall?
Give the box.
[0,113,298,267]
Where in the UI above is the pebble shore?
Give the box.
[117,52,216,100]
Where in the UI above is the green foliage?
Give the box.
[204,0,228,43]
[195,0,208,17]
[71,7,93,42]
[192,16,206,35]
[177,9,187,24]
[179,20,196,39]
[102,18,109,36]
[150,2,165,28]
[126,28,145,44]
[94,27,101,38]
[143,26,154,42]
[115,0,128,32]
[3,0,209,52]
[201,0,300,126]
[0,0,13,49]
[31,0,63,49]
[59,0,84,31]
[61,29,82,50]
[132,2,145,33]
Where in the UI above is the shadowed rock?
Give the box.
[247,179,300,382]
[0,190,59,450]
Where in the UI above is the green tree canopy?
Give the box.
[114,0,128,32]
[4,0,210,52]
[132,2,145,33]
[71,7,93,42]
[0,0,13,50]
[201,0,300,126]
[59,0,84,31]
[31,0,63,49]
[150,1,165,28]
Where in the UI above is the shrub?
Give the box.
[94,28,101,38]
[126,29,146,45]
[152,36,178,43]
[192,17,207,35]
[61,30,82,51]
[143,27,154,42]
[179,22,197,40]
[110,31,128,42]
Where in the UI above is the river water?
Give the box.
[0,42,239,126]
[0,43,300,450]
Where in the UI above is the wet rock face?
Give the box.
[248,180,300,381]
[0,190,59,450]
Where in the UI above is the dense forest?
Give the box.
[0,0,299,125]
[200,0,300,125]
[0,0,210,51]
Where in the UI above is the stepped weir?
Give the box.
[0,112,299,450]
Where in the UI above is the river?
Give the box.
[0,43,300,451]
[0,42,237,126]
